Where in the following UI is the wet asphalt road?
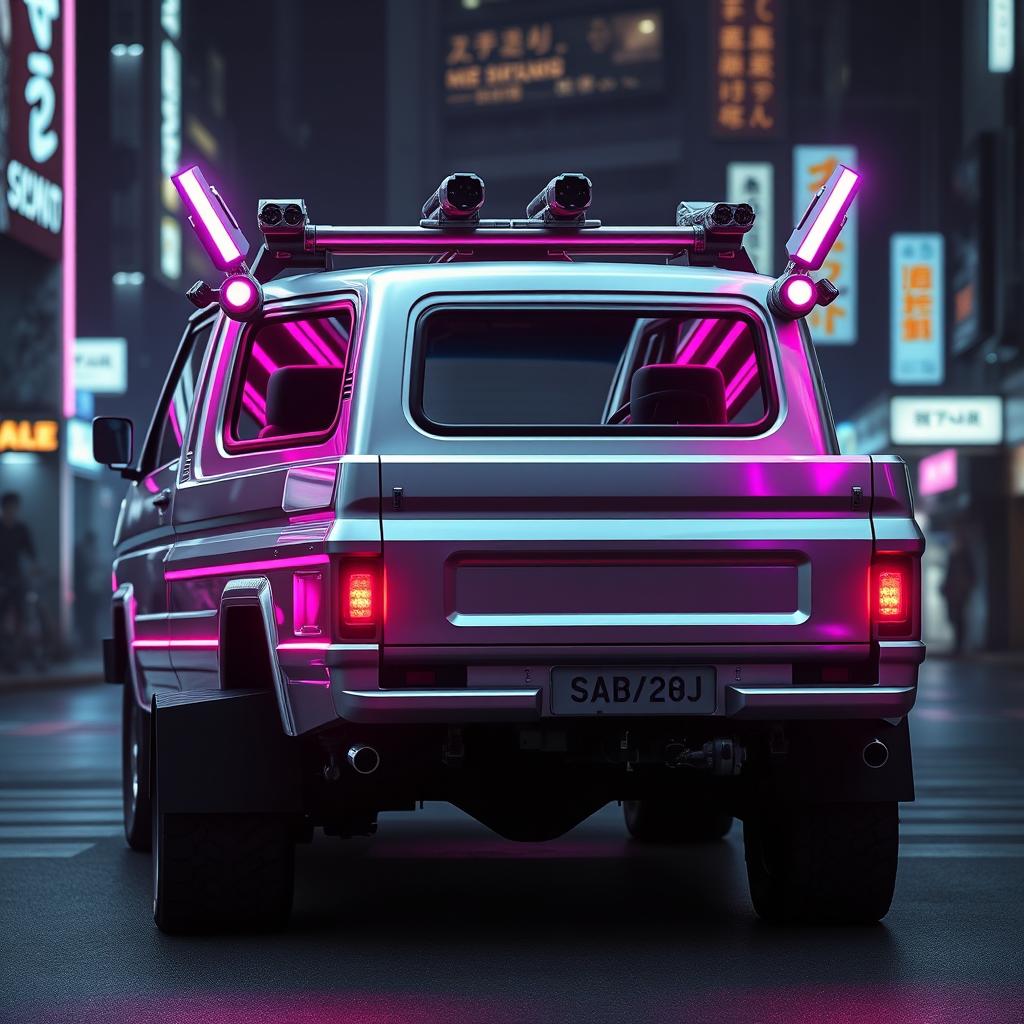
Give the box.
[0,659,1022,1024]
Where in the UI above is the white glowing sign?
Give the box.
[989,0,1014,73]
[890,396,1002,446]
[727,161,773,276]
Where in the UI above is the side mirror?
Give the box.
[92,416,134,471]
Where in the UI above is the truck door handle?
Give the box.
[152,489,172,511]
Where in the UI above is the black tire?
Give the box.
[743,801,898,925]
[153,811,295,933]
[623,798,733,843]
[122,686,152,852]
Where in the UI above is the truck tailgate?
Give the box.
[379,456,872,647]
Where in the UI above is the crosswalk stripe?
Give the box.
[0,799,121,810]
[899,843,1024,858]
[901,823,1024,836]
[0,788,120,798]
[904,798,1024,808]
[0,842,96,859]
[0,810,122,824]
[0,825,122,839]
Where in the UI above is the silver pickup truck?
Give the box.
[94,169,924,933]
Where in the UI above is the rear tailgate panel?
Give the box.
[381,456,872,647]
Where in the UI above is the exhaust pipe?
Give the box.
[347,744,380,775]
[862,739,889,769]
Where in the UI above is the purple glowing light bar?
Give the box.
[787,164,861,272]
[171,165,250,272]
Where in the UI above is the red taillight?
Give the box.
[340,562,382,635]
[873,558,911,629]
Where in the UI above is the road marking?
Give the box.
[899,843,1024,858]
[0,788,120,798]
[0,810,122,824]
[901,823,1024,836]
[0,825,122,839]
[0,842,95,859]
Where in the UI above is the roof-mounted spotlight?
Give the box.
[786,163,860,272]
[258,198,308,242]
[170,164,250,272]
[675,201,755,232]
[526,172,594,225]
[768,273,817,318]
[420,173,486,227]
[219,273,264,322]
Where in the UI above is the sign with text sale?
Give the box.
[793,145,857,344]
[890,234,944,385]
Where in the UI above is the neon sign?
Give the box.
[0,419,60,453]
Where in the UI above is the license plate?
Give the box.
[550,666,716,715]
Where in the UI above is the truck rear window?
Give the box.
[415,307,775,434]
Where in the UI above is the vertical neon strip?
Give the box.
[796,168,859,266]
[725,355,759,410]
[174,167,243,266]
[675,318,719,364]
[705,321,747,368]
[61,0,77,417]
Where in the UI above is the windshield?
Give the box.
[416,306,774,434]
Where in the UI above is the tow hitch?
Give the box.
[665,738,745,775]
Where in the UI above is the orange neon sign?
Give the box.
[0,419,60,453]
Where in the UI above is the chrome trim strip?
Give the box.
[336,688,541,723]
[383,517,870,542]
[725,685,916,719]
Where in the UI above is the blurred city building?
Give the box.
[1,0,1020,657]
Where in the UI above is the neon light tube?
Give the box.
[165,553,330,581]
[705,321,747,368]
[61,0,77,418]
[295,318,344,365]
[171,165,249,271]
[790,165,860,271]
[277,640,333,651]
[675,318,719,364]
[132,638,219,649]
[283,321,330,367]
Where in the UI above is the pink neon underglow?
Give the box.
[132,638,219,649]
[172,166,243,269]
[61,0,77,418]
[796,167,860,266]
[277,640,333,651]
[165,553,330,581]
[675,318,719,363]
[705,321,747,368]
[222,276,257,311]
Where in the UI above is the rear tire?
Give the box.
[153,811,294,934]
[743,801,898,924]
[624,798,733,843]
[121,686,152,852]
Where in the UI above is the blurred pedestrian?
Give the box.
[942,524,976,657]
[0,492,38,670]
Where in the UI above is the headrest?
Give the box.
[629,364,727,425]
[259,366,345,439]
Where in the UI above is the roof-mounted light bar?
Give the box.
[787,163,860,272]
[171,165,250,272]
[525,172,594,226]
[420,173,486,227]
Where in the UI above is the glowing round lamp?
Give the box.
[768,273,818,319]
[220,273,263,321]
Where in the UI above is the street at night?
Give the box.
[1,660,1021,1023]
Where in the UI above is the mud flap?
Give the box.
[153,690,302,814]
[751,718,914,804]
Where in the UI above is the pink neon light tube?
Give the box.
[172,165,245,270]
[705,321,747,368]
[165,553,330,581]
[61,0,77,418]
[795,167,859,267]
[132,638,219,649]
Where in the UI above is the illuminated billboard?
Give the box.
[443,10,664,112]
[1,0,66,258]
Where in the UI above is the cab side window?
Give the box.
[153,323,214,470]
[226,311,353,450]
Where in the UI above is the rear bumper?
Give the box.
[331,640,925,725]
